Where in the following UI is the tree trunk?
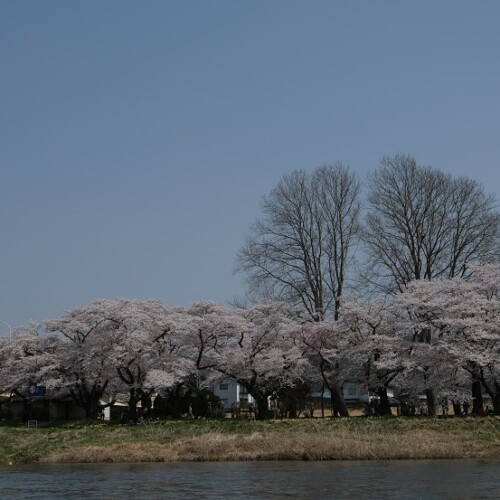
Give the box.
[420,329,436,417]
[72,380,108,420]
[377,387,392,416]
[141,393,152,416]
[331,382,349,417]
[127,388,141,423]
[478,376,500,416]
[166,385,185,418]
[84,395,101,420]
[22,399,31,422]
[471,379,483,415]
[492,382,500,416]
[425,388,436,416]
[452,401,462,416]
[321,386,325,418]
[255,396,269,420]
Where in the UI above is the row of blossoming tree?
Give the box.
[1,263,499,419]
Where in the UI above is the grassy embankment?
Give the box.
[1,417,499,465]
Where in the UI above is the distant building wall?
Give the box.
[212,379,254,410]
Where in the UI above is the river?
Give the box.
[1,460,499,499]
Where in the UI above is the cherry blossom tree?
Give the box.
[136,303,214,419]
[293,320,350,417]
[338,299,412,416]
[44,299,198,420]
[154,301,244,418]
[364,155,500,414]
[0,323,61,420]
[43,301,120,419]
[105,299,194,421]
[399,264,500,414]
[197,302,310,419]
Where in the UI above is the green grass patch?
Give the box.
[1,416,498,464]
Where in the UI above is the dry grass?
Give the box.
[2,417,499,464]
[44,429,499,463]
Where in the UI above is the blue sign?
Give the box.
[29,382,46,397]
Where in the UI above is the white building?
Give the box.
[212,379,255,410]
[310,382,396,405]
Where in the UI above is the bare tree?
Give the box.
[363,154,499,294]
[237,164,360,417]
[363,154,500,414]
[237,163,361,321]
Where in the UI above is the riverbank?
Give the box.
[1,417,499,464]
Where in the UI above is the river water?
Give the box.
[1,460,499,499]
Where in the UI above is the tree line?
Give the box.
[1,154,499,419]
[236,154,500,416]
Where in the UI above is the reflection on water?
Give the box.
[1,460,499,499]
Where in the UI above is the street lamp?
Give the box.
[0,320,12,337]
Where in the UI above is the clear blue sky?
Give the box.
[1,1,500,333]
